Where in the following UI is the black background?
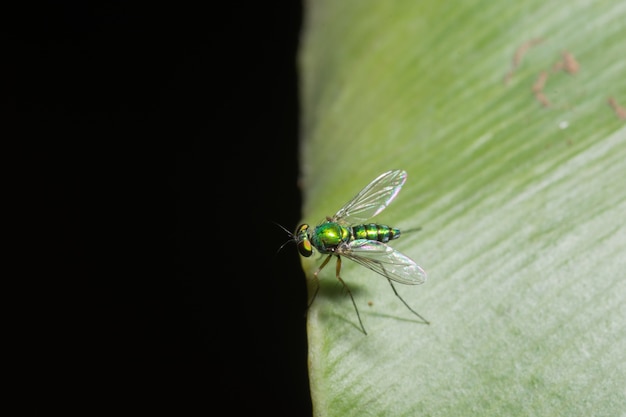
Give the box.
[11,1,311,415]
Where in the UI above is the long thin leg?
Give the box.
[386,278,430,324]
[335,256,368,335]
[308,255,332,309]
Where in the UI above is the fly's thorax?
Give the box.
[351,224,401,243]
[310,222,351,254]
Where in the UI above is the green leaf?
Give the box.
[298,1,626,416]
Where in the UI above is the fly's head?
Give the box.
[295,224,313,257]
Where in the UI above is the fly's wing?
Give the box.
[332,170,407,225]
[338,239,426,285]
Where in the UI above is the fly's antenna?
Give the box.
[272,221,296,254]
[273,221,295,238]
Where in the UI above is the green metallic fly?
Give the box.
[293,169,429,335]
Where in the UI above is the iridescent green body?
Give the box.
[351,224,400,244]
[308,222,400,255]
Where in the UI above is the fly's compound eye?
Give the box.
[295,224,313,257]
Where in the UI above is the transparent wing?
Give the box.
[332,169,407,225]
[337,239,427,285]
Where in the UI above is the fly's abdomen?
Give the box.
[351,224,401,243]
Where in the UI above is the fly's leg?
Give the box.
[335,256,368,335]
[308,255,332,309]
[385,277,430,324]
